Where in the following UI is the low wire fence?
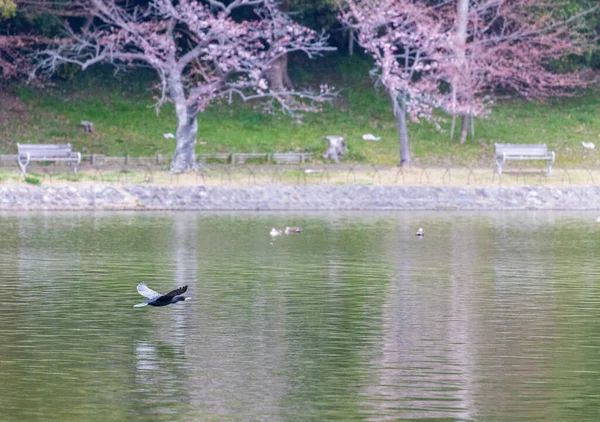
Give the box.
[2,153,600,186]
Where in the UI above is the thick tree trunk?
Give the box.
[170,112,198,173]
[265,54,293,92]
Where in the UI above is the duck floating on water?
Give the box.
[415,228,424,237]
[285,226,302,234]
[134,283,190,307]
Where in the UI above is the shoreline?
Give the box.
[1,184,600,211]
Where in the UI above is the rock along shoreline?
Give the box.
[1,184,600,211]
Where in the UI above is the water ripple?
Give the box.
[1,212,600,421]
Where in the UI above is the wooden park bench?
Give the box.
[17,143,82,174]
[495,143,555,175]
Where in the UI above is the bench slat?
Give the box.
[18,143,72,149]
[22,151,74,157]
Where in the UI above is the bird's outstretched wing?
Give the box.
[137,283,161,299]
[163,285,188,299]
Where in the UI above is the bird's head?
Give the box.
[172,295,190,304]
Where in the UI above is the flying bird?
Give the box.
[134,283,190,307]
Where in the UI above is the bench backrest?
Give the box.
[495,143,549,156]
[18,143,74,158]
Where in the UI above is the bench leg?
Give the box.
[17,155,29,174]
[495,154,505,175]
[548,152,555,176]
[74,152,81,174]
[495,161,503,175]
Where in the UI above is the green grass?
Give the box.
[24,175,41,185]
[2,55,600,166]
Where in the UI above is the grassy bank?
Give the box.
[1,55,599,167]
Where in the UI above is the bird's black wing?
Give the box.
[163,285,188,299]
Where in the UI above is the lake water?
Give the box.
[1,211,600,421]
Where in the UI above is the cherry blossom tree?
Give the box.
[446,0,598,143]
[35,0,334,173]
[341,0,597,165]
[340,0,451,166]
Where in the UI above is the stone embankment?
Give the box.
[1,184,600,210]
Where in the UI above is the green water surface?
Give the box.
[1,211,599,421]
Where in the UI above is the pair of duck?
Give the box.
[270,226,302,237]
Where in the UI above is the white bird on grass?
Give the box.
[270,228,282,237]
[582,141,595,149]
[362,134,381,141]
[163,133,175,139]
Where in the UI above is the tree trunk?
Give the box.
[170,111,198,173]
[397,110,410,166]
[265,54,293,92]
[264,0,293,91]
[459,114,468,144]
[169,73,198,173]
[456,0,470,142]
[392,92,410,167]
